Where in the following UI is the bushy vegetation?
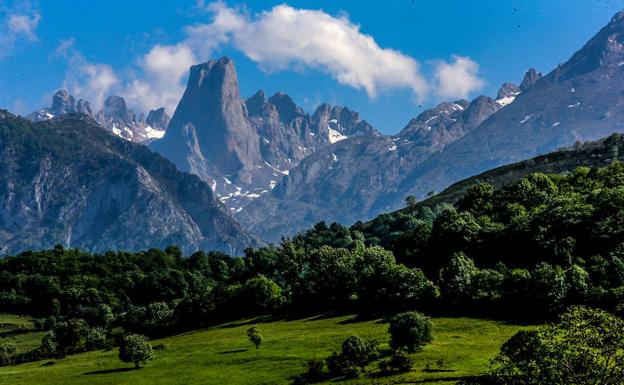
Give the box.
[489,306,624,385]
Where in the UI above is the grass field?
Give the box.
[0,315,530,385]
[0,314,45,354]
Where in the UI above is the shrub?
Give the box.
[326,336,377,378]
[0,344,16,366]
[341,335,378,370]
[296,358,326,383]
[388,311,433,352]
[388,349,414,372]
[246,326,263,349]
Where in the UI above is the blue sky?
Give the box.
[1,0,622,134]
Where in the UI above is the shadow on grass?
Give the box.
[83,367,140,375]
[217,348,249,355]
[398,375,483,384]
[0,328,34,338]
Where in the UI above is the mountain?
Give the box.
[388,10,624,205]
[28,91,170,143]
[0,111,258,255]
[238,95,501,241]
[150,57,379,213]
[238,11,624,242]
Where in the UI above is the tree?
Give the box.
[439,252,478,302]
[85,327,108,350]
[241,275,284,312]
[388,311,433,352]
[118,334,154,368]
[43,318,89,357]
[491,307,624,385]
[247,326,263,349]
[405,195,418,208]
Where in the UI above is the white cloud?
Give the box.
[55,39,119,109]
[433,55,485,100]
[123,44,197,113]
[51,2,486,117]
[185,2,429,99]
[8,13,40,40]
[0,1,41,58]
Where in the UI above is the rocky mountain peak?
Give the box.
[463,95,500,128]
[155,56,260,177]
[497,83,521,99]
[267,92,298,124]
[187,56,241,103]
[103,95,131,123]
[245,90,266,117]
[520,68,543,91]
[75,99,93,116]
[51,90,75,114]
[146,107,170,131]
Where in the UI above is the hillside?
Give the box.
[409,133,624,211]
[0,111,258,255]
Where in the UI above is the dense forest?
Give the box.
[2,161,624,378]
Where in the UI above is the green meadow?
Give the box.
[0,315,529,385]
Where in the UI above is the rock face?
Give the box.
[0,111,258,255]
[28,92,170,143]
[238,95,501,241]
[151,57,379,213]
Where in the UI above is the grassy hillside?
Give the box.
[0,314,45,354]
[0,315,528,385]
[408,133,624,211]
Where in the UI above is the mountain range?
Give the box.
[7,11,624,251]
[151,57,379,213]
[29,90,170,143]
[238,11,624,241]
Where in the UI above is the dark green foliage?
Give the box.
[388,349,414,372]
[42,318,90,358]
[340,336,378,370]
[295,359,326,384]
[0,344,16,366]
[388,311,433,352]
[491,307,624,384]
[118,334,154,368]
[240,275,284,312]
[326,336,377,378]
[246,326,263,349]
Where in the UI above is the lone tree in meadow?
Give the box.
[247,326,263,349]
[118,334,154,368]
[388,311,433,352]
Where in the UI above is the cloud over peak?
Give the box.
[53,1,486,117]
[187,2,430,99]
